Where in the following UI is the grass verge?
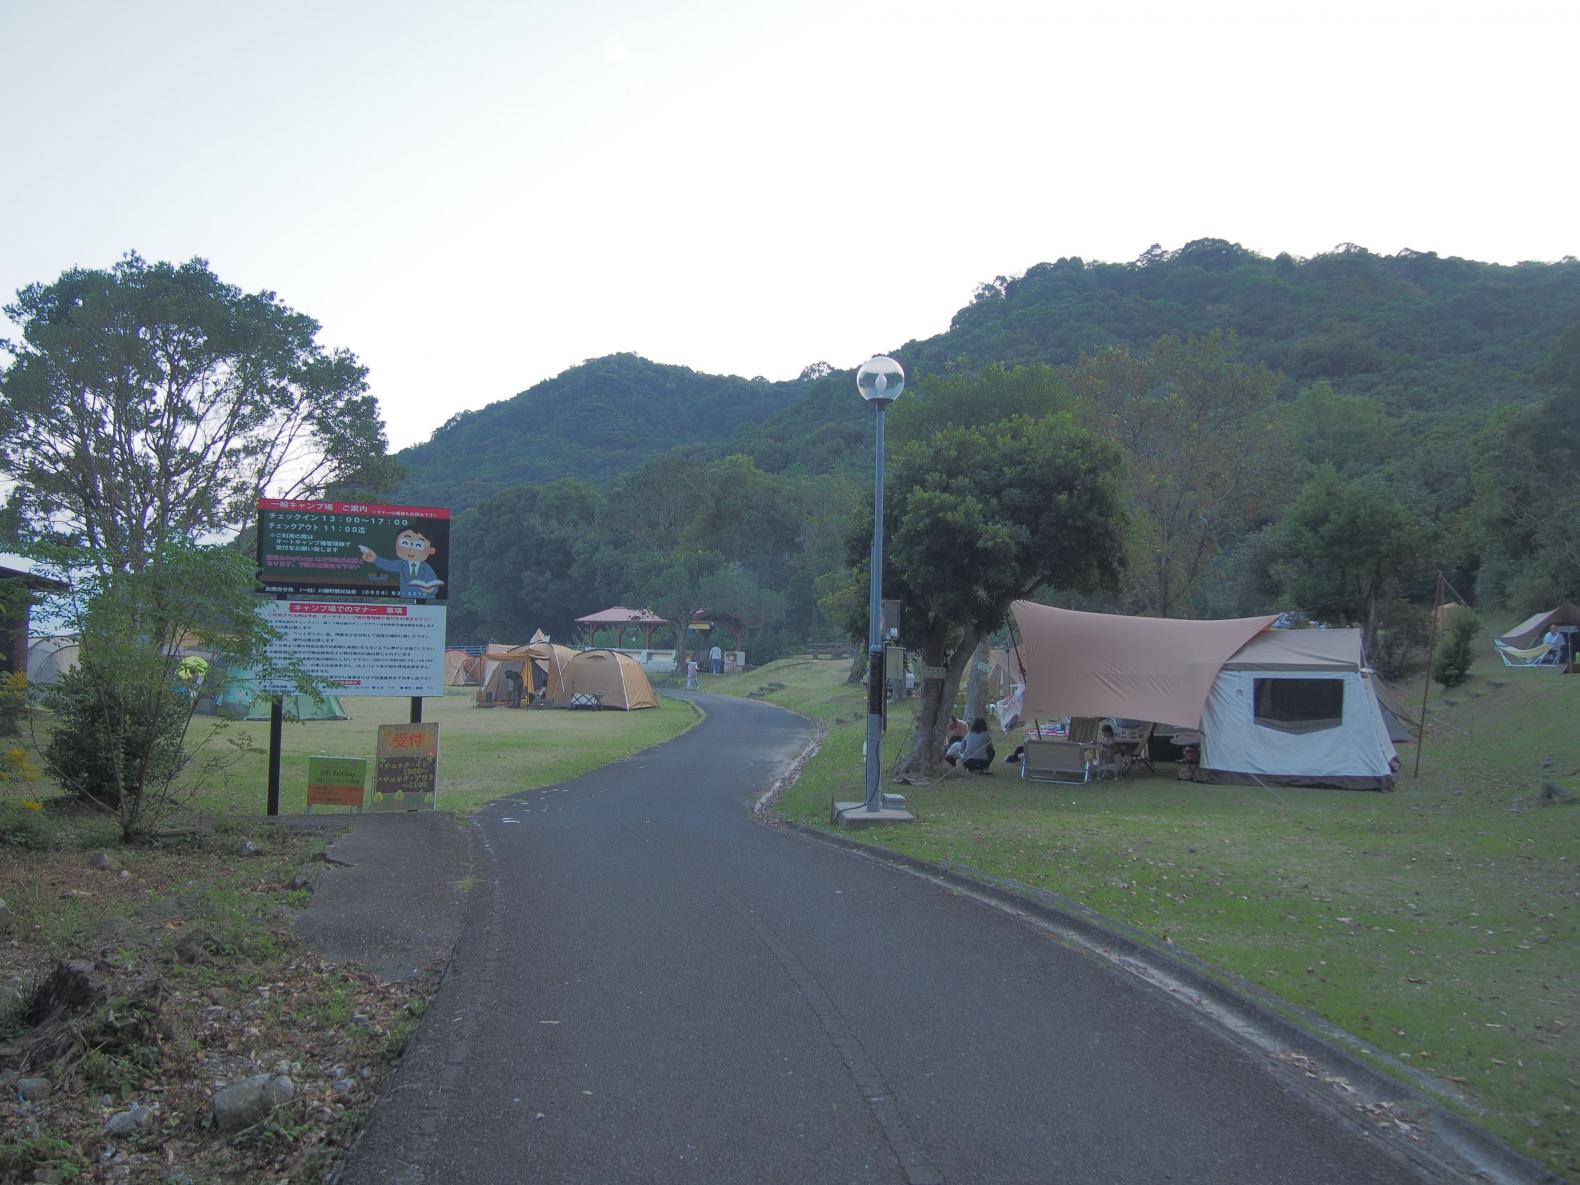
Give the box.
[713,654,1580,1179]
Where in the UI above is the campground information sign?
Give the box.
[306,756,368,810]
[257,601,446,698]
[257,500,450,601]
[373,723,439,810]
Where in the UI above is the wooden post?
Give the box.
[267,696,283,816]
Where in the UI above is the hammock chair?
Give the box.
[1492,638,1556,668]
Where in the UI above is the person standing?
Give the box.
[709,642,723,675]
[686,656,700,689]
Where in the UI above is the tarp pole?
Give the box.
[1413,572,1443,777]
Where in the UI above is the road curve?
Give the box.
[337,692,1444,1185]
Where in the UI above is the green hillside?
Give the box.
[903,240,1580,411]
[394,353,810,510]
[395,242,1580,499]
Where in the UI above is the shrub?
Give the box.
[0,671,25,734]
[1432,609,1482,688]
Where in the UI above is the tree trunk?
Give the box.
[962,638,991,724]
[891,624,981,781]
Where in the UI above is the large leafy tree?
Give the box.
[1256,465,1433,652]
[1069,333,1288,617]
[449,479,621,642]
[837,410,1128,780]
[1473,323,1580,609]
[624,550,786,669]
[0,253,393,573]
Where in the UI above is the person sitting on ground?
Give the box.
[951,717,995,772]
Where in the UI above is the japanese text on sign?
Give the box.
[256,600,446,698]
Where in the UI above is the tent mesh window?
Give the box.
[1253,677,1344,733]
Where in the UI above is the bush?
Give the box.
[0,799,54,848]
[1371,599,1432,680]
[1432,609,1482,688]
[0,671,25,734]
[43,663,192,812]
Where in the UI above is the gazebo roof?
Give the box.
[575,605,667,627]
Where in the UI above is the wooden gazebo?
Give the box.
[574,606,670,650]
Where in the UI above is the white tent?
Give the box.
[1011,601,1398,790]
[26,636,79,686]
[1198,628,1397,789]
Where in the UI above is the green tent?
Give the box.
[195,664,348,721]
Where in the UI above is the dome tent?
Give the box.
[562,648,658,710]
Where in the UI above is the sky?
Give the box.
[2,0,1576,451]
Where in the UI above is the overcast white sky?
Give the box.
[2,0,1575,450]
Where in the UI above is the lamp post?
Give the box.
[857,355,904,811]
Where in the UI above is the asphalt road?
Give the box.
[337,692,1446,1185]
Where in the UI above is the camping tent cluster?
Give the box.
[474,643,657,710]
[1010,601,1399,790]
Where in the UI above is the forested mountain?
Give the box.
[396,240,1579,658]
[397,242,1580,499]
[902,240,1580,413]
[393,353,810,510]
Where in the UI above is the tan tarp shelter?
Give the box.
[1012,601,1276,728]
[562,648,658,710]
[1498,604,1580,647]
[1010,601,1396,789]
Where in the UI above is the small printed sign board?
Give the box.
[306,756,368,813]
[923,666,947,680]
[256,600,446,698]
[257,499,451,601]
[884,645,906,681]
[372,723,439,811]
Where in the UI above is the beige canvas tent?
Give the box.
[476,642,578,706]
[1011,600,1397,789]
[562,648,658,710]
[444,650,482,686]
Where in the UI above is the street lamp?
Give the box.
[857,355,904,811]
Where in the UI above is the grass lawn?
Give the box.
[180,688,700,817]
[711,652,1580,1178]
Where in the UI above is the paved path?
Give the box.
[338,693,1449,1185]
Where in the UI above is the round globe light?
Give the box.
[856,356,905,406]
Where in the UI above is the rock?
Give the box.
[210,1074,294,1132]
[237,840,262,857]
[288,871,313,891]
[331,1078,356,1095]
[1542,755,1554,767]
[104,1103,153,1136]
[17,1076,51,1101]
[350,1012,370,1025]
[88,851,118,872]
[1540,780,1574,805]
[0,898,12,934]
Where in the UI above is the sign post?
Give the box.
[256,500,450,816]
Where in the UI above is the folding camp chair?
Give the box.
[1020,739,1094,784]
[1123,722,1156,774]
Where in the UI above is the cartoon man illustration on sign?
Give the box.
[359,529,445,598]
